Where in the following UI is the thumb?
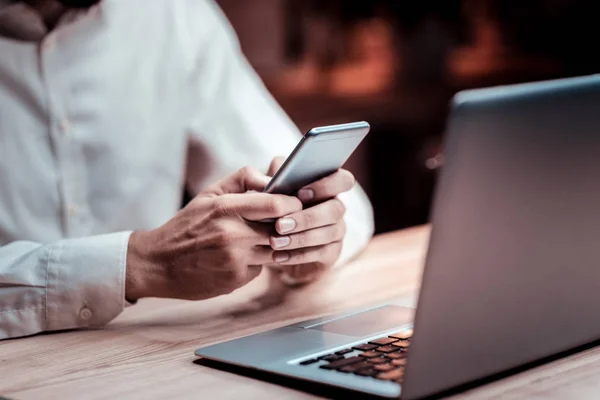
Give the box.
[205,166,271,195]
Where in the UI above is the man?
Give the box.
[0,0,374,340]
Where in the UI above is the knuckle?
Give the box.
[267,196,280,214]
[295,232,307,248]
[237,166,260,189]
[223,246,243,265]
[268,196,286,216]
[215,230,235,246]
[290,197,303,212]
[269,195,302,216]
[212,197,231,217]
[213,221,238,246]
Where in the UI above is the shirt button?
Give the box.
[58,118,71,135]
[79,307,93,321]
[67,203,79,217]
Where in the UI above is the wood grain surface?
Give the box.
[1,226,599,399]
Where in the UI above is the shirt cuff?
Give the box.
[45,231,132,331]
[333,188,375,268]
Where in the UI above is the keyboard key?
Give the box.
[367,357,388,364]
[319,354,344,362]
[391,340,410,348]
[352,344,378,351]
[386,351,408,359]
[373,363,396,372]
[375,345,397,353]
[299,359,319,365]
[377,369,405,381]
[355,368,379,377]
[368,337,398,346]
[335,348,354,355]
[320,356,363,370]
[389,329,413,340]
[391,358,408,367]
[339,361,372,373]
[359,351,381,358]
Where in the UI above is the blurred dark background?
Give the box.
[217,0,600,234]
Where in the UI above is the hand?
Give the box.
[125,167,303,301]
[266,157,356,285]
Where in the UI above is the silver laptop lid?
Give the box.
[402,74,600,399]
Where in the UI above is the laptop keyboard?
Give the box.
[297,329,412,384]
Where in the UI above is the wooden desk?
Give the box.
[1,226,599,399]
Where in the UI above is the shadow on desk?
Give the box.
[194,358,387,400]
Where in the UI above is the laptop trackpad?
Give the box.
[305,306,414,337]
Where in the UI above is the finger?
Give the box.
[216,192,303,221]
[268,156,286,177]
[206,166,271,195]
[274,198,345,235]
[272,241,342,266]
[248,246,277,264]
[297,169,355,203]
[245,221,276,245]
[270,222,345,250]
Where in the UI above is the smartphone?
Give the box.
[264,121,370,196]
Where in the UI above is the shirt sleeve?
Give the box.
[181,0,375,267]
[0,232,130,340]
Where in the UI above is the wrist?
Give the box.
[125,231,156,301]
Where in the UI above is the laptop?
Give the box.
[195,74,600,399]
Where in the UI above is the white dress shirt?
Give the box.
[0,0,375,340]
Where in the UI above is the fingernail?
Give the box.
[274,252,290,263]
[297,189,314,202]
[271,236,291,249]
[277,217,296,233]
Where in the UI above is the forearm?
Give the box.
[0,232,131,340]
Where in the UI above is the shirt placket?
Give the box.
[39,32,89,239]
